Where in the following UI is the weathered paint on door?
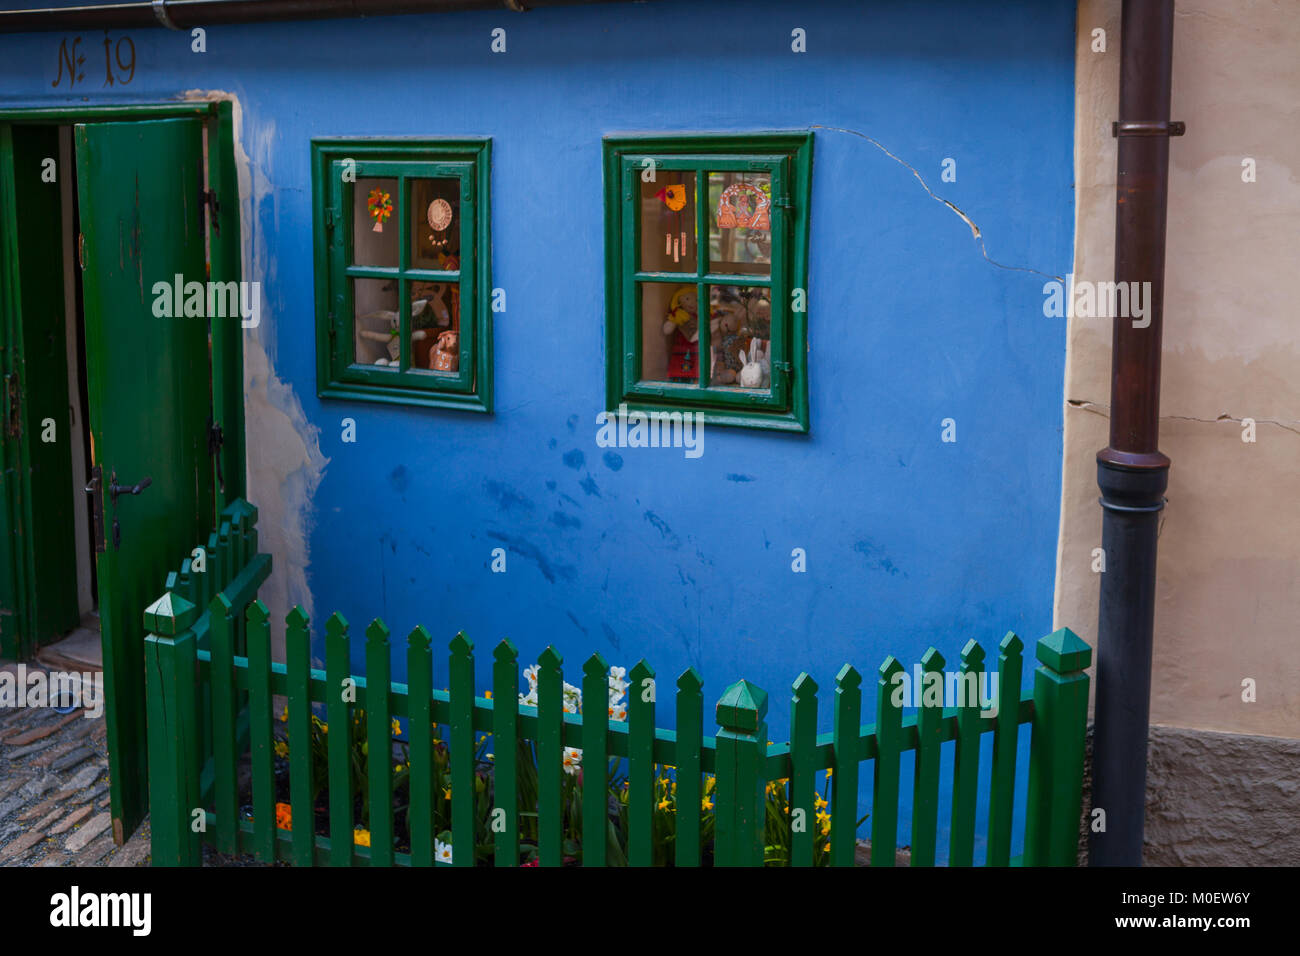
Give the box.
[76,117,214,841]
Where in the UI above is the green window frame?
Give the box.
[603,132,812,433]
[312,138,492,412]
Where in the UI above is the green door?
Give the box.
[76,118,215,841]
[0,124,80,661]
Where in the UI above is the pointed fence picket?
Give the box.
[144,511,1091,868]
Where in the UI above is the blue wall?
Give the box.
[1,0,1076,860]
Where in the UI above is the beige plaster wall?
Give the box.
[1056,0,1300,738]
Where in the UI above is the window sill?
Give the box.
[611,396,808,434]
[318,381,491,414]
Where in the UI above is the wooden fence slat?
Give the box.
[325,612,353,866]
[987,631,1024,866]
[208,593,238,855]
[911,648,945,866]
[830,664,861,867]
[535,646,564,867]
[1025,629,1092,866]
[143,592,200,866]
[448,633,475,867]
[366,618,394,867]
[674,667,703,868]
[246,599,275,862]
[492,639,520,867]
[714,679,767,866]
[627,659,655,867]
[581,653,609,867]
[789,672,818,867]
[219,520,233,591]
[286,606,314,866]
[407,626,434,867]
[871,656,904,866]
[949,639,985,867]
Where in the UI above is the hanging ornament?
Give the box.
[716,182,770,231]
[656,184,687,211]
[655,183,689,264]
[426,198,453,249]
[367,188,393,233]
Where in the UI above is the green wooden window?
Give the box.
[312,139,491,412]
[603,133,812,433]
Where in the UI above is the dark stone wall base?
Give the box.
[1078,722,1300,866]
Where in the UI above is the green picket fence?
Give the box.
[143,512,1090,868]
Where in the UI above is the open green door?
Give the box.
[0,124,80,661]
[76,118,215,842]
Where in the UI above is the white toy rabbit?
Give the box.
[737,338,770,389]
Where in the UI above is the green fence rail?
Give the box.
[144,512,1090,868]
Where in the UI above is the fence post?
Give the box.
[143,591,201,866]
[1025,627,1092,866]
[714,679,768,867]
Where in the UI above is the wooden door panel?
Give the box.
[76,117,213,840]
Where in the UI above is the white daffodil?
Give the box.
[562,747,583,776]
[435,840,453,864]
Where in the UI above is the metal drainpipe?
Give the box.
[0,0,623,33]
[1089,0,1181,867]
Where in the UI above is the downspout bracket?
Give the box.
[1112,120,1186,137]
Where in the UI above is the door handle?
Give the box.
[108,475,152,503]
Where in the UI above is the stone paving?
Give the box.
[0,662,151,866]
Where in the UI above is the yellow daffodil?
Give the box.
[814,795,828,810]
[702,796,713,811]
[273,740,289,758]
[353,828,370,847]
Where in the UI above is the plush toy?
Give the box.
[662,286,699,342]
[409,282,452,328]
[430,329,459,372]
[359,301,431,365]
[737,338,770,389]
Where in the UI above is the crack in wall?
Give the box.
[811,125,1064,281]
[1066,399,1300,436]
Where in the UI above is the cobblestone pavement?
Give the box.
[0,662,151,866]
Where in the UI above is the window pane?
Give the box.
[708,172,771,276]
[708,285,771,389]
[640,172,697,273]
[353,177,398,268]
[353,278,401,366]
[410,278,460,372]
[641,283,701,385]
[411,178,461,271]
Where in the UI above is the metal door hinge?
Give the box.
[201,188,221,236]
[4,372,18,438]
[207,418,224,456]
[208,417,225,492]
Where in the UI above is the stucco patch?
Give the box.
[183,89,329,648]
